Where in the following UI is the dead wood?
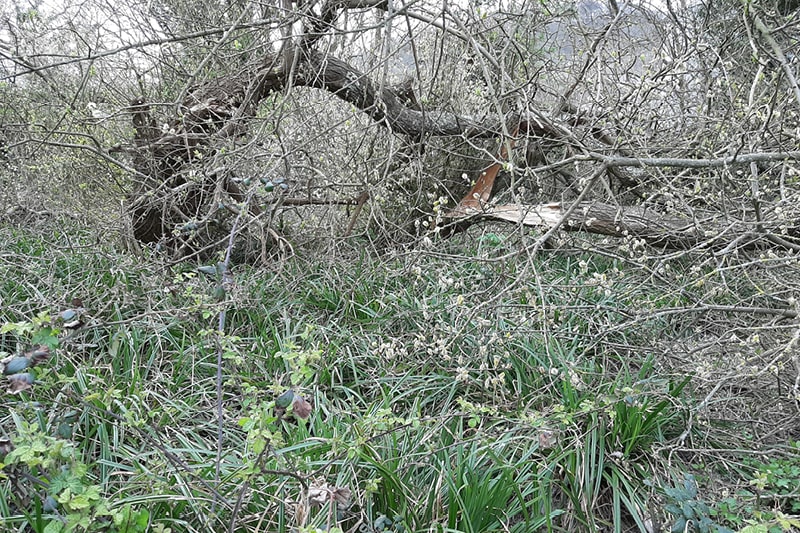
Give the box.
[446,201,800,252]
[127,44,800,254]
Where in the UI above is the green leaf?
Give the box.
[670,517,687,533]
[32,327,59,349]
[2,356,31,375]
[136,508,150,527]
[44,520,64,533]
[213,285,226,301]
[683,474,698,498]
[778,516,800,530]
[665,504,682,516]
[68,493,93,510]
[738,526,768,533]
[1,321,33,335]
[198,265,218,277]
[252,437,266,455]
[276,389,295,408]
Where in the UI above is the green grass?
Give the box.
[0,225,797,532]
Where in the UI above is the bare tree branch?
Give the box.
[588,151,800,168]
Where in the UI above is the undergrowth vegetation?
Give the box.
[1,224,799,533]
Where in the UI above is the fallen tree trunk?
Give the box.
[446,201,800,251]
[127,44,800,253]
[126,48,543,246]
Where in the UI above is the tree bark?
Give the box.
[446,201,800,251]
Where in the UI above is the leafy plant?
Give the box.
[1,418,150,533]
[663,474,734,533]
[747,447,800,514]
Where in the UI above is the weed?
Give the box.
[746,447,800,515]
[663,474,734,533]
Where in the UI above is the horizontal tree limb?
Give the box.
[280,193,368,206]
[588,151,800,168]
[447,201,800,251]
[0,20,281,79]
[649,304,798,319]
[126,43,800,247]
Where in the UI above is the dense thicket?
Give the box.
[2,1,800,532]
